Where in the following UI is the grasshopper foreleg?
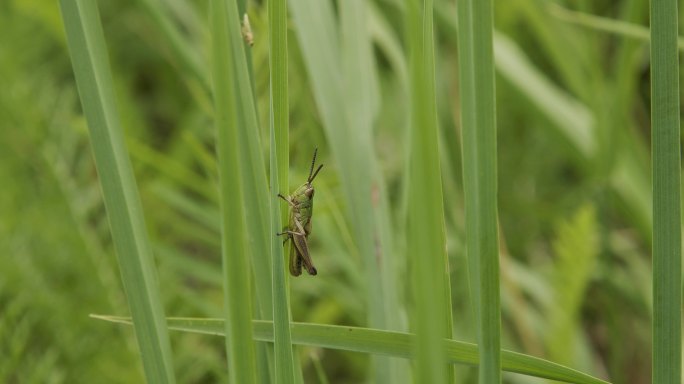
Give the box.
[277,193,297,208]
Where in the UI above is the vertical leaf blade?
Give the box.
[268,0,296,381]
[650,0,682,381]
[270,120,296,384]
[228,0,274,328]
[339,1,406,381]
[406,0,452,382]
[221,0,274,380]
[58,1,177,382]
[210,1,258,382]
[270,0,289,220]
[456,0,501,382]
[288,1,407,381]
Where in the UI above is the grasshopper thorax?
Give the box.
[291,182,314,204]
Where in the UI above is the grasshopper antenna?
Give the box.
[308,148,318,181]
[308,148,324,184]
[309,164,324,183]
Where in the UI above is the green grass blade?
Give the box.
[268,0,295,380]
[229,0,275,379]
[223,0,274,324]
[270,0,289,220]
[650,0,682,380]
[269,113,296,384]
[405,0,451,382]
[93,316,612,384]
[288,0,406,380]
[456,0,501,382]
[209,1,257,382]
[58,1,177,382]
[339,1,406,382]
[550,4,684,51]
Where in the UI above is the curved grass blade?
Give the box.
[92,315,612,384]
[549,4,684,51]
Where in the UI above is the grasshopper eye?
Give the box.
[306,188,315,198]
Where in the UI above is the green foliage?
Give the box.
[1,0,679,383]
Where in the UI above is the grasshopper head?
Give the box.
[303,184,315,198]
[292,149,323,203]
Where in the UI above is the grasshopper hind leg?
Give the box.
[292,232,317,276]
[277,231,302,276]
[288,239,303,276]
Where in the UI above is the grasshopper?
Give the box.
[277,149,324,276]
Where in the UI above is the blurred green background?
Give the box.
[0,0,675,382]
